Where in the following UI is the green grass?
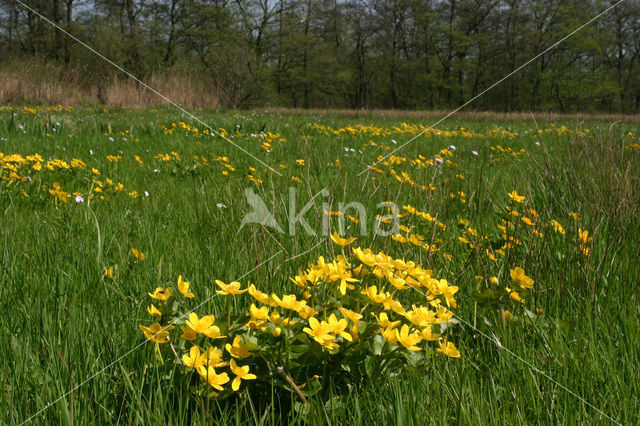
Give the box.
[0,106,639,424]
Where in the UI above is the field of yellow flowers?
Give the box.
[1,106,639,424]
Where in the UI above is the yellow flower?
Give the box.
[383,298,406,315]
[269,311,295,326]
[396,324,422,351]
[404,306,437,327]
[508,190,525,203]
[180,325,198,341]
[435,279,458,308]
[551,220,566,234]
[131,248,146,261]
[381,326,398,344]
[297,305,318,319]
[578,228,593,256]
[148,287,172,301]
[503,310,514,320]
[182,346,202,368]
[436,340,461,358]
[139,323,174,343]
[505,287,524,303]
[330,232,357,247]
[177,275,195,298]
[338,307,363,323]
[215,280,247,295]
[229,359,257,391]
[248,284,276,306]
[362,285,389,304]
[225,336,252,359]
[197,366,230,390]
[420,326,440,341]
[104,266,117,279]
[200,347,227,368]
[146,304,162,317]
[185,313,224,338]
[326,314,352,341]
[510,267,534,289]
[375,312,401,329]
[436,306,453,323]
[303,317,333,345]
[249,304,269,320]
[272,294,307,312]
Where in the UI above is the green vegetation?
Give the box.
[0,106,639,424]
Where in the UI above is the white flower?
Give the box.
[435,157,443,164]
[75,195,85,203]
[471,150,478,156]
[144,191,150,197]
[153,169,160,173]
[449,145,456,150]
[391,139,397,144]
[217,203,227,209]
[108,137,114,142]
[90,149,94,155]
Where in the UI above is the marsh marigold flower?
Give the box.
[131,248,146,261]
[180,325,198,341]
[215,280,247,295]
[508,190,525,203]
[303,317,334,345]
[437,340,461,358]
[197,366,229,390]
[182,346,202,368]
[177,275,195,298]
[396,325,422,351]
[510,267,534,289]
[551,220,566,234]
[330,232,357,247]
[230,359,257,391]
[225,336,253,359]
[139,323,174,343]
[147,304,162,317]
[185,313,225,338]
[148,286,172,301]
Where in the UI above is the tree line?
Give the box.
[1,0,639,112]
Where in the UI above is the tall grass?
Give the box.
[0,59,219,108]
[0,108,638,424]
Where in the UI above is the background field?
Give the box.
[0,106,639,424]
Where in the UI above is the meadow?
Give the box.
[0,105,639,425]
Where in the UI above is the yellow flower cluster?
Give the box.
[138,244,465,395]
